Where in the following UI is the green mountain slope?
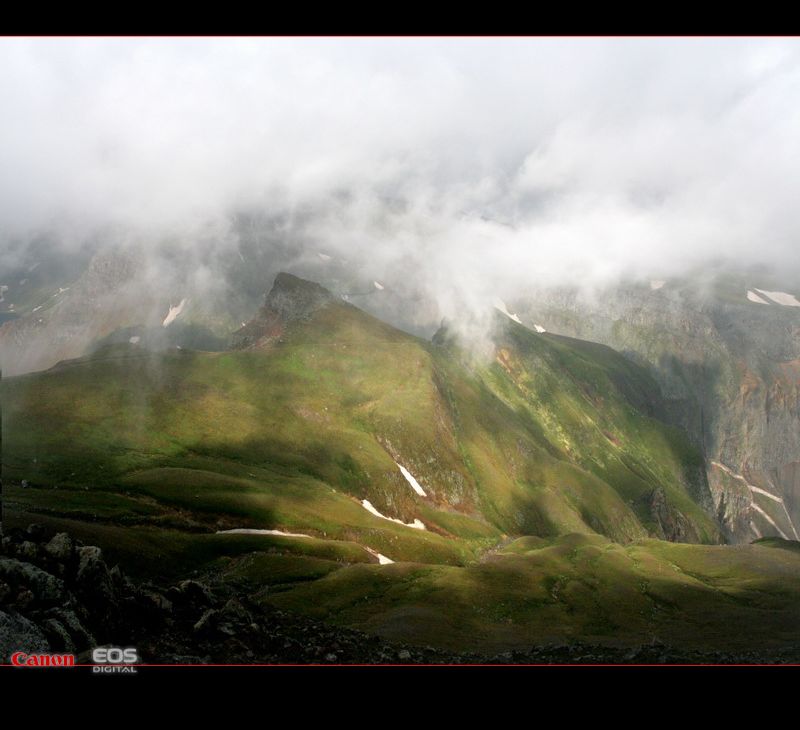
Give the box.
[6,272,797,653]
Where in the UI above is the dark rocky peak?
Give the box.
[233,273,338,350]
[264,272,337,323]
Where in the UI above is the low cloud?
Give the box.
[2,37,800,342]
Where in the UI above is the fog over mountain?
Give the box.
[2,37,800,334]
[8,38,800,662]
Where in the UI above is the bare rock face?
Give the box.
[265,272,337,322]
[0,248,151,375]
[516,277,800,544]
[0,611,50,659]
[233,272,338,350]
[648,487,701,543]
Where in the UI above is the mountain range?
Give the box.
[3,265,800,654]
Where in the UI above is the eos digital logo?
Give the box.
[92,646,139,674]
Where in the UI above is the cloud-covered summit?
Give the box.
[2,37,800,328]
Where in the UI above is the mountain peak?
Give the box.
[265,272,336,322]
[234,272,338,349]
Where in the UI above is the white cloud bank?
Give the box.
[2,37,800,324]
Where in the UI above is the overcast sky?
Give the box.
[2,37,800,297]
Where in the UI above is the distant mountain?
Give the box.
[4,235,799,551]
[512,272,800,544]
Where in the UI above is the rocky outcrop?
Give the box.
[647,487,702,543]
[233,272,339,350]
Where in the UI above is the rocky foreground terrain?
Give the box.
[1,523,797,666]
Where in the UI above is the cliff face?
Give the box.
[515,277,800,543]
[0,249,154,376]
[232,272,339,350]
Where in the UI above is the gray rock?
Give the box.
[140,588,172,613]
[0,558,64,604]
[40,618,76,653]
[193,609,218,634]
[46,607,95,648]
[45,533,75,562]
[18,541,39,561]
[0,610,50,660]
[177,579,215,606]
[76,545,103,574]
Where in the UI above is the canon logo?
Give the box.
[11,651,75,667]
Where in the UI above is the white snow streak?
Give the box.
[162,298,187,327]
[748,484,782,503]
[712,461,799,540]
[754,289,800,307]
[216,528,312,538]
[750,503,789,540]
[747,290,770,305]
[396,463,427,496]
[493,297,522,324]
[360,499,426,530]
[650,280,666,290]
[364,546,394,565]
[373,281,384,290]
[534,324,546,333]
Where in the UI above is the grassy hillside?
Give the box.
[6,272,790,653]
[266,533,800,652]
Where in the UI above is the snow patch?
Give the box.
[32,306,42,313]
[129,336,140,345]
[493,298,522,324]
[750,503,789,540]
[360,499,426,530]
[317,252,332,261]
[650,280,666,290]
[396,462,427,496]
[364,546,394,565]
[373,281,384,291]
[713,461,799,539]
[747,290,770,305]
[711,461,752,485]
[754,289,800,307]
[216,528,311,538]
[748,483,782,504]
[534,324,546,333]
[162,298,187,327]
